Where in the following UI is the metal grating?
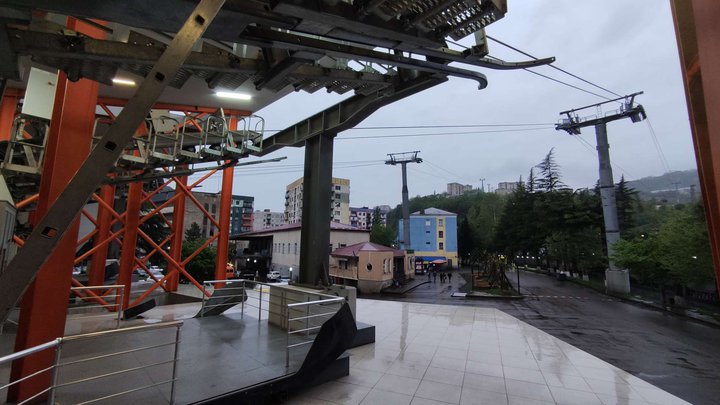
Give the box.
[373,0,506,40]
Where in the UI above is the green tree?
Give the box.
[616,175,639,237]
[185,222,202,242]
[612,236,665,285]
[370,224,396,247]
[655,205,714,287]
[182,239,217,282]
[457,218,474,262]
[534,148,565,192]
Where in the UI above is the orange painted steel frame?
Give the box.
[8,17,105,404]
[672,0,720,295]
[0,88,21,141]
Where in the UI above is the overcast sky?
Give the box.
[196,1,695,213]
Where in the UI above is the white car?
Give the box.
[267,271,281,282]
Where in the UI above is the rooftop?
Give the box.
[331,242,404,258]
[411,207,457,216]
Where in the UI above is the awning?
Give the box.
[416,256,447,263]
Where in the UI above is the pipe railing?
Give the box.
[0,321,183,404]
[199,279,346,368]
[68,285,125,329]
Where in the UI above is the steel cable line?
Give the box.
[262,122,555,133]
[338,126,554,140]
[485,35,623,99]
[645,118,671,173]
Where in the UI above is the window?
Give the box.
[282,244,285,254]
[439,242,444,250]
[426,230,430,234]
[439,231,444,238]
[335,185,341,190]
[425,219,431,226]
[366,263,373,272]
[438,218,444,226]
[294,243,298,255]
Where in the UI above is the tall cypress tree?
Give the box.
[534,148,565,192]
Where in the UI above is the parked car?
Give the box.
[267,271,281,282]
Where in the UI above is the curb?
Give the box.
[523,267,720,329]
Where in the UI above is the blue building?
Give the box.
[398,207,459,269]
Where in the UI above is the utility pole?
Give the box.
[671,181,681,204]
[556,92,647,294]
[386,151,422,280]
[479,178,485,193]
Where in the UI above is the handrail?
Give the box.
[63,320,182,342]
[0,321,183,404]
[0,339,60,364]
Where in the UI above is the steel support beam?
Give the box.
[119,182,143,310]
[259,73,447,156]
[0,0,226,325]
[671,0,720,295]
[298,132,334,287]
[8,17,101,403]
[0,89,18,141]
[88,184,115,285]
[168,174,188,291]
[215,161,234,281]
[0,0,292,43]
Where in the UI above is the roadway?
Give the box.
[375,269,720,405]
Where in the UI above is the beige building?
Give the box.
[285,176,350,224]
[233,222,369,281]
[447,182,473,196]
[330,242,407,293]
[495,181,519,195]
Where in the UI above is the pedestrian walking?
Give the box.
[433,272,437,282]
[428,271,432,281]
[448,272,452,283]
[440,273,445,283]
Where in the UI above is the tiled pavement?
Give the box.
[289,299,690,405]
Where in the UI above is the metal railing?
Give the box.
[285,296,344,367]
[68,285,125,329]
[0,321,182,404]
[199,279,346,368]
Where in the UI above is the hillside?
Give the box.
[626,169,699,203]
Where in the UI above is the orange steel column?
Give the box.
[0,89,20,141]
[672,0,720,294]
[88,184,116,285]
[168,175,188,291]
[215,164,234,280]
[9,18,103,403]
[214,116,238,280]
[118,182,143,310]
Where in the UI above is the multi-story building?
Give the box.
[350,205,392,229]
[285,177,350,224]
[252,209,286,230]
[231,195,254,234]
[398,207,459,268]
[495,181,519,195]
[447,182,473,196]
[183,191,254,239]
[350,206,373,229]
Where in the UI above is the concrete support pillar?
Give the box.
[298,132,334,286]
[594,123,629,294]
[401,163,411,250]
